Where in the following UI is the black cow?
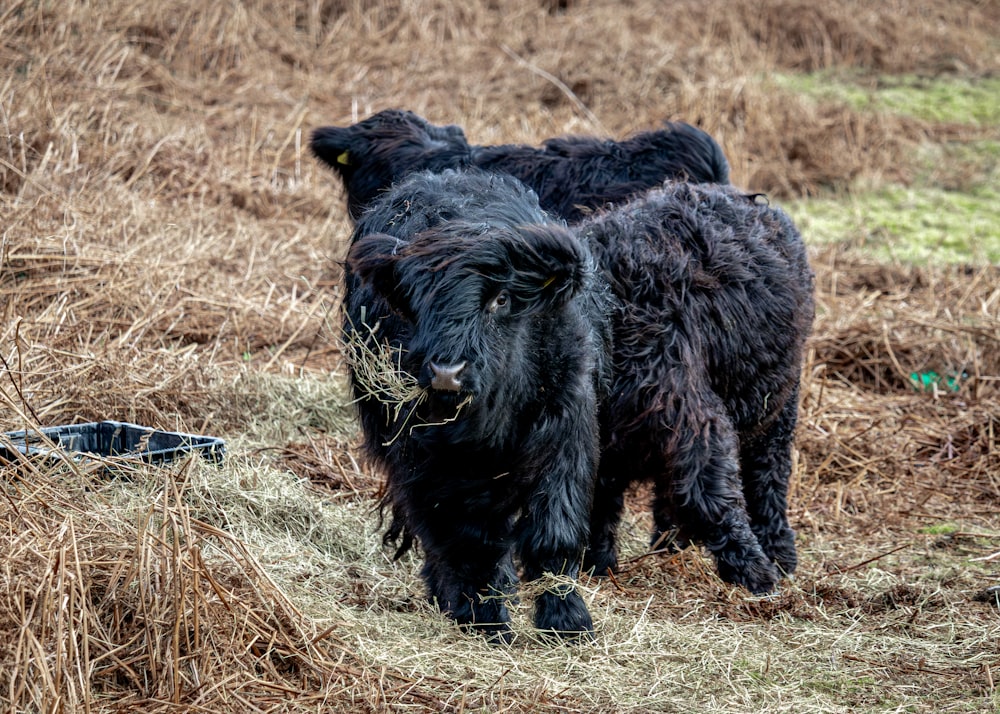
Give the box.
[311,109,730,222]
[344,169,814,641]
[345,170,611,642]
[578,181,814,593]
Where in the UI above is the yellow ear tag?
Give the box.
[337,151,351,165]
[541,275,556,289]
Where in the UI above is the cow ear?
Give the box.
[310,126,354,173]
[511,225,587,312]
[347,233,407,306]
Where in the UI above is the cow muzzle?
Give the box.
[428,361,466,393]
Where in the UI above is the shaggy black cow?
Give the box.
[311,109,729,222]
[579,181,814,593]
[345,170,610,642]
[344,169,813,641]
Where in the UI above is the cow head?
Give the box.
[347,219,588,440]
[311,110,473,220]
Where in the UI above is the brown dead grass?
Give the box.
[0,456,448,712]
[2,0,999,711]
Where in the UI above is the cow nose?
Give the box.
[429,361,466,392]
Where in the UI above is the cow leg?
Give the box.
[418,515,518,643]
[652,390,781,594]
[649,525,690,555]
[739,384,800,576]
[518,410,597,639]
[650,510,690,554]
[583,454,631,576]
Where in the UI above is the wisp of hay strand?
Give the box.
[343,316,474,445]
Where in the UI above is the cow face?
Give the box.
[347,221,587,438]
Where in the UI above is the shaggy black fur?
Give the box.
[311,109,730,222]
[345,170,610,642]
[344,169,814,641]
[578,181,814,594]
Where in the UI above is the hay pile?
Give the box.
[2,0,999,711]
[0,452,452,712]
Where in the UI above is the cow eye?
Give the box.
[487,290,510,314]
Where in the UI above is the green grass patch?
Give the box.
[772,72,1000,126]
[918,523,961,536]
[772,71,1000,261]
[789,182,1000,264]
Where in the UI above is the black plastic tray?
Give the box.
[0,421,225,466]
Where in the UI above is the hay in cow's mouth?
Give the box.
[342,319,473,441]
[343,318,427,414]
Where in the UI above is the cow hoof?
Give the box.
[534,589,594,641]
[753,526,798,576]
[582,550,618,577]
[470,621,515,645]
[718,558,781,595]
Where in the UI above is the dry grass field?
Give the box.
[2,1,999,711]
